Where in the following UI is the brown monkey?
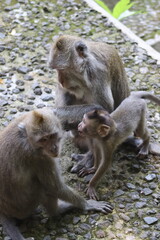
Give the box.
[77,91,160,200]
[0,108,113,240]
[49,35,130,172]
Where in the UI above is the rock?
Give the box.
[43,236,51,240]
[95,230,106,238]
[24,75,34,81]
[119,213,130,222]
[142,188,153,196]
[114,189,124,197]
[126,183,136,189]
[0,99,8,106]
[143,217,158,225]
[0,57,6,65]
[17,66,30,74]
[34,88,42,95]
[145,174,156,181]
[135,202,146,209]
[73,216,81,224]
[41,95,54,101]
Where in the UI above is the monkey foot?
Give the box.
[70,151,94,174]
[137,149,148,159]
[71,153,85,162]
[85,186,99,200]
[78,167,96,177]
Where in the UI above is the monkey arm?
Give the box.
[95,85,114,112]
[53,104,104,130]
[86,147,113,200]
[58,184,112,213]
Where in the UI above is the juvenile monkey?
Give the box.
[49,35,130,171]
[78,91,160,200]
[0,108,113,240]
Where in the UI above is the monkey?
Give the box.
[0,108,113,240]
[49,34,130,173]
[77,91,160,200]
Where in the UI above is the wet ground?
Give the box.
[0,0,160,239]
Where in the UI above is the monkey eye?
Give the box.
[56,40,63,50]
[39,136,48,143]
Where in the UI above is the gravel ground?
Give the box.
[0,0,160,239]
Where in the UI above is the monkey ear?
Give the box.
[56,39,63,50]
[33,111,44,125]
[18,122,27,137]
[75,41,87,57]
[97,124,110,138]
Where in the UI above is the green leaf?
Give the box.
[112,0,134,19]
[94,0,112,14]
[118,10,141,20]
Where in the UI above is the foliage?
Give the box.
[94,0,141,20]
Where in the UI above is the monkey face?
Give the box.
[78,114,97,138]
[36,133,61,158]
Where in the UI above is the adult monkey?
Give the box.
[49,35,130,172]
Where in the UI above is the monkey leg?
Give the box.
[135,116,150,158]
[71,153,86,162]
[0,215,26,240]
[137,137,150,159]
[71,151,94,173]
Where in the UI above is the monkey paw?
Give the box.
[78,167,96,177]
[87,199,113,214]
[85,186,99,200]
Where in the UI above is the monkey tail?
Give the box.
[131,91,160,105]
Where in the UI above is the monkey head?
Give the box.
[78,109,115,139]
[18,109,63,158]
[49,35,89,70]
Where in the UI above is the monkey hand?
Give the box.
[85,185,99,200]
[86,199,113,214]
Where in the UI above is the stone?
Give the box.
[114,189,124,197]
[145,174,156,181]
[142,188,153,196]
[143,217,158,225]
[135,202,146,209]
[17,66,30,74]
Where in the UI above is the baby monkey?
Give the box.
[78,91,160,200]
[0,108,112,240]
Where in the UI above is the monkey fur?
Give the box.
[77,91,160,200]
[49,35,130,172]
[0,108,112,240]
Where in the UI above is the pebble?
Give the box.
[143,217,158,225]
[135,202,146,209]
[145,174,156,181]
[114,189,124,197]
[17,66,30,74]
[142,188,153,195]
[41,95,54,101]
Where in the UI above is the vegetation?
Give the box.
[94,0,141,20]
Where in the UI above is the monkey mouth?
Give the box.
[78,130,85,137]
